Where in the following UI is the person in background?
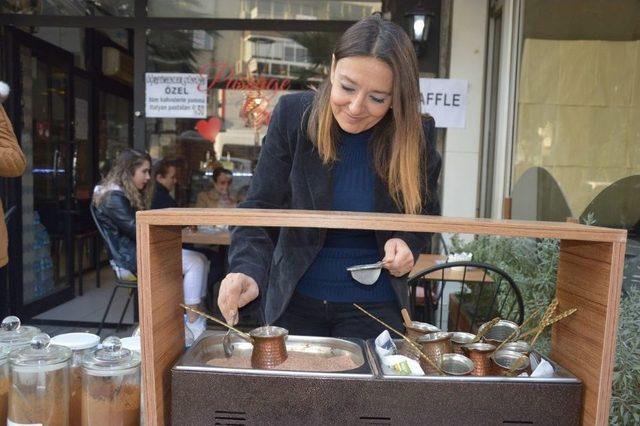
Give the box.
[151,157,180,209]
[195,167,237,208]
[93,150,209,339]
[217,15,441,339]
[0,99,27,268]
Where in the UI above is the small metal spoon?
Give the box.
[346,261,384,285]
[223,312,238,358]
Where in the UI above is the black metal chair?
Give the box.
[89,204,137,336]
[407,261,524,332]
[71,205,101,296]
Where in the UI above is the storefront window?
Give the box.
[511,0,640,238]
[1,0,133,16]
[145,28,338,205]
[147,0,380,20]
[99,92,131,179]
[31,27,86,69]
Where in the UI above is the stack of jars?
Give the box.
[1,314,142,426]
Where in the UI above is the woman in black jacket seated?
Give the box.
[93,149,209,339]
[218,15,441,339]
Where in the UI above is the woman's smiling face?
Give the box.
[329,56,394,134]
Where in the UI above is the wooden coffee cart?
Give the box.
[136,208,626,426]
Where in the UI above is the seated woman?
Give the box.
[92,149,209,340]
[195,167,237,208]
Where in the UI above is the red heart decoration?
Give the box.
[195,116,222,142]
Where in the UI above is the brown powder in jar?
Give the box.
[8,367,68,426]
[0,376,8,424]
[81,375,140,426]
[69,365,83,426]
[207,352,359,372]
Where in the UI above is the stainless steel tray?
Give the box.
[366,339,581,383]
[174,331,373,378]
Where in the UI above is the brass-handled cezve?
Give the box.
[353,303,445,375]
[471,317,501,343]
[400,308,412,327]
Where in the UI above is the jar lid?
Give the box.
[82,336,141,372]
[0,316,40,347]
[51,332,100,351]
[9,333,72,367]
[120,336,141,354]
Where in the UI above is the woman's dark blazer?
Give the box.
[228,91,441,324]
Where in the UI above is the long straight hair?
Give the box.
[93,148,153,211]
[307,15,427,215]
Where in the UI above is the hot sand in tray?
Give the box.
[206,351,359,372]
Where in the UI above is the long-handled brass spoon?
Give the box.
[180,304,253,345]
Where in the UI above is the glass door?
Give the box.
[10,28,75,316]
[98,90,132,178]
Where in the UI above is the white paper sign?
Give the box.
[145,73,207,118]
[419,78,468,128]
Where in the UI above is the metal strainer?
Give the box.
[346,261,384,285]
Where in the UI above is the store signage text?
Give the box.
[424,92,461,107]
[145,64,292,119]
[197,62,291,95]
[145,73,207,118]
[419,78,468,129]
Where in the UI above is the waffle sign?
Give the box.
[145,73,208,118]
[419,78,468,128]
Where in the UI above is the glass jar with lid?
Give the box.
[81,336,141,426]
[51,333,100,426]
[0,316,40,349]
[0,315,39,426]
[8,333,72,426]
[1,344,10,425]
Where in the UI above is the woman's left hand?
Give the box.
[382,238,415,277]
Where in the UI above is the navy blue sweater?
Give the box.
[296,128,395,302]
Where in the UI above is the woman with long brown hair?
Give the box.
[93,149,209,339]
[218,15,441,338]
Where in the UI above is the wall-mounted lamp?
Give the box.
[405,4,435,58]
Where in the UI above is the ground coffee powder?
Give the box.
[69,365,83,426]
[0,376,8,424]
[81,375,140,426]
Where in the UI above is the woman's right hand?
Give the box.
[217,272,259,325]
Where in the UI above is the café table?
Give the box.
[409,253,494,309]
[410,253,493,282]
